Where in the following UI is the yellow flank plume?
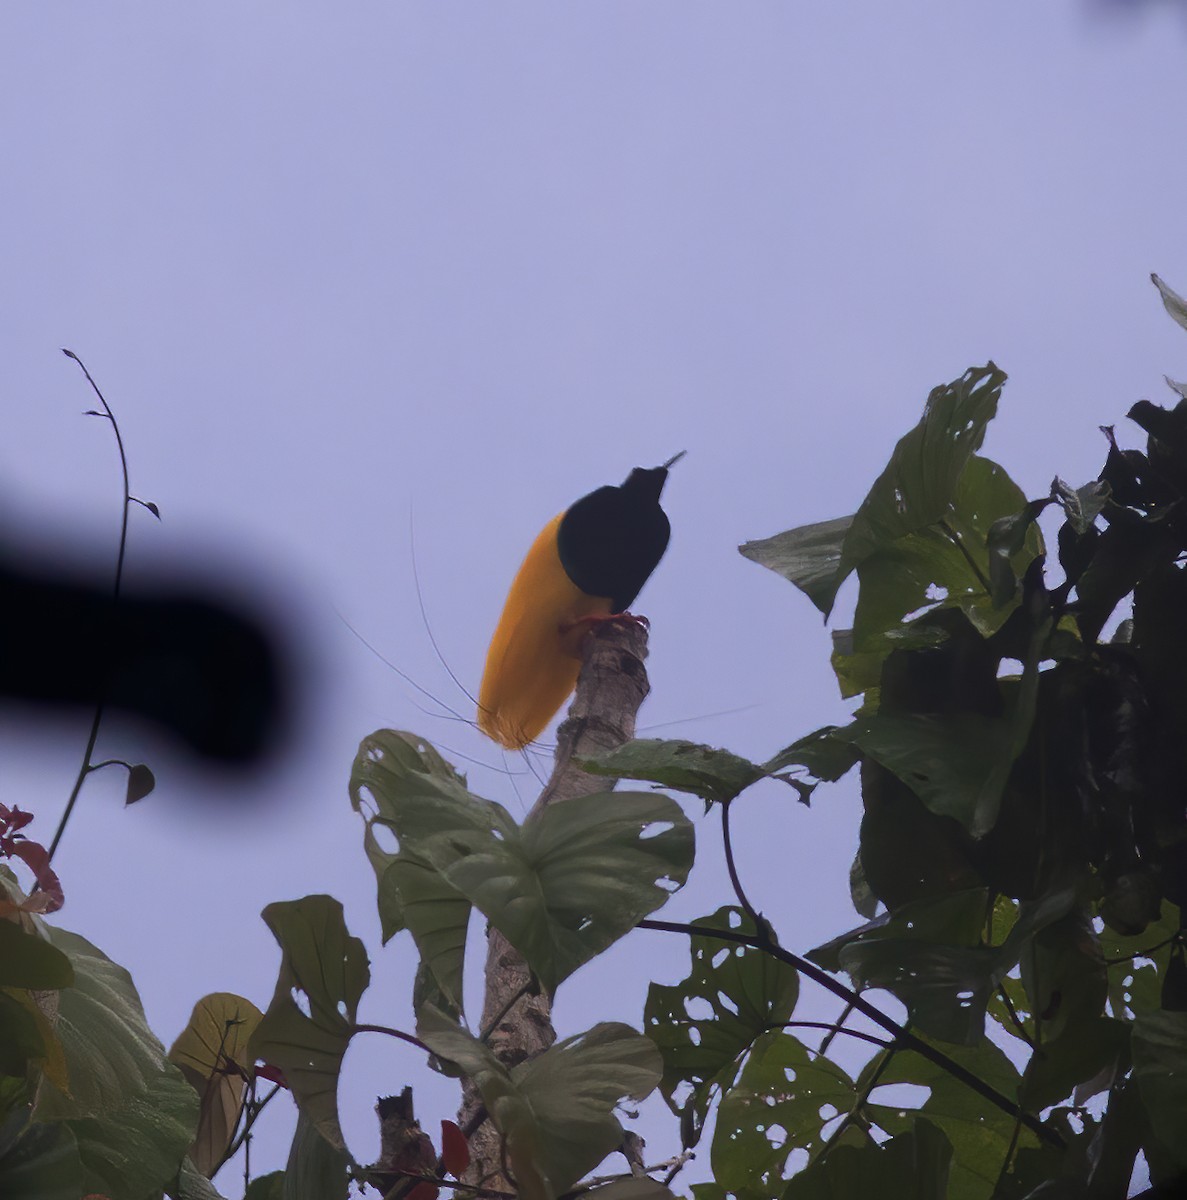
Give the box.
[478,512,613,750]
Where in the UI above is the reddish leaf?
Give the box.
[406,1185,438,1200]
[0,805,34,834]
[254,1062,289,1088]
[6,840,64,913]
[440,1120,470,1176]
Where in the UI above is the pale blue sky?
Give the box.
[2,3,1185,1191]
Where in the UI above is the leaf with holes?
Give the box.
[783,1117,953,1200]
[1099,900,1181,1020]
[349,729,506,1009]
[710,1031,860,1190]
[864,1036,1028,1200]
[419,1006,660,1200]
[168,992,264,1176]
[579,739,769,806]
[248,896,369,1150]
[645,907,799,1149]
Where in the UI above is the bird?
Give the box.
[477,453,684,750]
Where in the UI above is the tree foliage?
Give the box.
[2,278,1187,1197]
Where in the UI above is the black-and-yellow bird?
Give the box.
[478,453,684,749]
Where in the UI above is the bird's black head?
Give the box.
[621,451,685,504]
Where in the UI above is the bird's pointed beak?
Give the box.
[661,451,687,470]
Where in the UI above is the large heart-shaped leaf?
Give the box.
[357,731,693,995]
[249,896,369,1151]
[418,1006,660,1200]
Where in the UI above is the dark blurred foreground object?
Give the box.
[0,559,284,763]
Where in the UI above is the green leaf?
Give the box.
[738,514,854,616]
[1019,907,1106,1043]
[842,712,1018,837]
[1131,1010,1187,1178]
[0,921,73,989]
[742,365,1007,622]
[851,456,1039,657]
[464,790,694,994]
[865,1037,1026,1200]
[645,907,799,1148]
[710,1031,858,1189]
[350,729,480,1004]
[168,992,264,1177]
[244,1171,285,1200]
[811,890,995,1045]
[0,1116,82,1200]
[358,732,694,996]
[1020,1017,1129,1111]
[1099,902,1182,1020]
[418,1006,660,1200]
[1153,272,1187,333]
[249,896,370,1150]
[837,364,1007,608]
[172,1155,232,1199]
[763,726,861,805]
[783,1117,953,1200]
[514,1023,663,1191]
[24,928,202,1200]
[580,738,769,805]
[68,1068,201,1200]
[281,1110,350,1200]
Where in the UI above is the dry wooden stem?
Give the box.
[460,618,651,1191]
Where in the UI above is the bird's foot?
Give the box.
[560,611,649,636]
[558,611,649,656]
